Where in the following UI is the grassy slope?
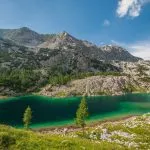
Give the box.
[0,113,150,150]
[0,125,124,150]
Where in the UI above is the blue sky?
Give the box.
[0,0,150,59]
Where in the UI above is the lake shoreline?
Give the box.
[0,96,8,99]
[35,115,137,133]
[0,91,149,100]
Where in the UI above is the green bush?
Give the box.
[0,132,16,149]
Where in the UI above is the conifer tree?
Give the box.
[75,97,89,135]
[23,106,32,129]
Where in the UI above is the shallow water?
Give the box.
[0,93,150,128]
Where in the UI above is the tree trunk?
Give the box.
[82,126,85,136]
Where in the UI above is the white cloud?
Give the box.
[116,0,150,18]
[103,19,111,26]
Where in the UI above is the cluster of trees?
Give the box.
[0,69,46,93]
[0,68,123,99]
[23,97,89,135]
[0,67,122,95]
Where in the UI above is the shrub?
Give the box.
[0,132,16,149]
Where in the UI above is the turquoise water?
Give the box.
[0,93,150,128]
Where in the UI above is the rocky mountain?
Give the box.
[0,27,148,96]
[0,27,141,60]
[101,45,141,62]
[0,38,40,70]
[0,27,142,72]
[38,31,141,62]
[0,27,44,47]
[0,38,120,72]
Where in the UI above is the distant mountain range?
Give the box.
[0,27,142,72]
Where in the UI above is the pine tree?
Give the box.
[23,106,32,129]
[75,97,89,135]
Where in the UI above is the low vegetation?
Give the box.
[0,113,150,150]
[0,124,126,150]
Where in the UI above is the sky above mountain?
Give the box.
[0,0,150,59]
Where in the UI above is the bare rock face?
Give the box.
[113,60,150,77]
[39,75,150,97]
[38,31,82,49]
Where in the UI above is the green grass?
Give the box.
[0,125,125,150]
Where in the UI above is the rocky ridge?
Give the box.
[0,27,141,62]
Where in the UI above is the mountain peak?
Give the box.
[56,31,80,44]
[59,31,69,36]
[0,27,44,47]
[18,27,37,34]
[58,31,74,39]
[19,27,31,31]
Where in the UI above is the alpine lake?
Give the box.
[0,93,150,129]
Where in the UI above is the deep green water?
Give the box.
[0,93,150,128]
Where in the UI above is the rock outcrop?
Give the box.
[39,75,150,97]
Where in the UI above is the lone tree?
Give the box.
[23,106,32,129]
[75,96,89,135]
